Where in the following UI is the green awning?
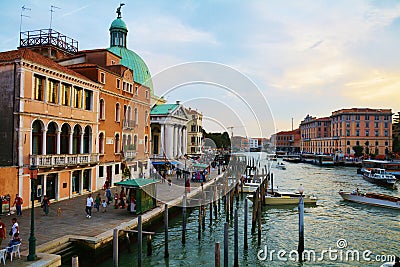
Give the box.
[114,178,158,188]
[193,163,209,169]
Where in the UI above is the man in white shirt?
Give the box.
[85,194,94,219]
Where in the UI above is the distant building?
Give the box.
[272,129,301,153]
[249,139,259,149]
[150,101,189,160]
[300,116,331,154]
[331,108,392,156]
[186,108,203,156]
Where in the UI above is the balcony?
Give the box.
[123,150,137,160]
[123,120,137,129]
[30,153,99,168]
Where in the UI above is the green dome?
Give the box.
[108,46,154,92]
[109,18,127,32]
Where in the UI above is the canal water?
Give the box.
[99,153,400,266]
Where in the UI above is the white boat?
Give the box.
[339,191,400,210]
[276,162,286,170]
[241,182,259,193]
[362,168,397,188]
[248,190,318,205]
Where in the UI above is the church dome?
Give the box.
[108,10,153,93]
[109,18,128,32]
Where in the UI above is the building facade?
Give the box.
[273,129,301,153]
[186,108,203,156]
[331,108,392,156]
[0,48,101,203]
[150,102,188,160]
[300,116,331,154]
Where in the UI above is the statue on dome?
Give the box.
[116,3,125,18]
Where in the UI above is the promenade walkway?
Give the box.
[0,166,220,265]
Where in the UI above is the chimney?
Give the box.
[176,100,180,105]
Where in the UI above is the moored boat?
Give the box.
[248,190,318,205]
[276,162,286,170]
[339,190,400,210]
[362,168,397,188]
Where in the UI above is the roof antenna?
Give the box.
[116,3,125,18]
[19,5,31,34]
[49,5,61,29]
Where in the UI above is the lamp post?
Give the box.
[298,184,304,262]
[28,165,38,261]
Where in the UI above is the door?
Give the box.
[46,174,57,200]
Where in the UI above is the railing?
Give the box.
[123,150,137,160]
[30,153,99,167]
[123,120,137,129]
[19,29,78,54]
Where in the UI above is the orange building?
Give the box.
[273,129,301,153]
[331,108,392,156]
[300,116,331,154]
[0,48,101,204]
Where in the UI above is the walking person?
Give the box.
[13,194,23,216]
[10,218,19,238]
[0,218,6,246]
[85,194,94,219]
[106,187,112,204]
[101,200,107,213]
[41,195,50,216]
[94,193,101,212]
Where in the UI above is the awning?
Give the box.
[193,163,209,169]
[151,161,181,165]
[114,178,158,188]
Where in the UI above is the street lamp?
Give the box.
[298,184,304,262]
[28,165,38,261]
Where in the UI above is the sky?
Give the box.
[1,0,400,138]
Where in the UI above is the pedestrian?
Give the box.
[95,193,101,212]
[41,195,50,216]
[185,178,190,193]
[114,192,119,209]
[85,194,94,219]
[7,232,21,253]
[101,200,107,213]
[13,194,23,216]
[0,218,6,246]
[106,187,112,204]
[10,218,19,238]
[119,188,126,209]
[167,176,172,189]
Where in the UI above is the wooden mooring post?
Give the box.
[234,209,239,267]
[113,228,118,267]
[215,242,221,267]
[138,215,142,267]
[257,201,262,247]
[164,204,169,258]
[244,198,248,250]
[182,194,186,244]
[224,222,228,267]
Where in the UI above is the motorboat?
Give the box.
[362,168,397,188]
[339,190,400,210]
[241,182,259,193]
[276,162,286,170]
[248,190,318,205]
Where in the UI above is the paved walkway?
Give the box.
[0,166,220,256]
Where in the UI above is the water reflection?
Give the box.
[100,153,400,266]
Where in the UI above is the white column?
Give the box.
[172,125,176,158]
[183,127,187,155]
[42,129,47,155]
[43,174,47,197]
[79,170,83,194]
[69,132,73,154]
[166,124,174,159]
[178,126,182,157]
[160,124,165,157]
[80,132,84,154]
[56,130,61,154]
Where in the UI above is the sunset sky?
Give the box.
[1,0,400,137]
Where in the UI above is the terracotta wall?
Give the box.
[0,167,18,197]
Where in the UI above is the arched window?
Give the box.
[115,133,120,153]
[60,124,70,154]
[128,106,132,121]
[145,110,148,125]
[115,103,120,122]
[83,126,91,153]
[127,135,132,146]
[73,125,82,154]
[99,133,104,154]
[145,135,148,153]
[46,122,57,155]
[134,135,138,150]
[99,99,105,120]
[122,134,127,150]
[32,120,43,155]
[134,108,138,125]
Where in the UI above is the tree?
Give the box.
[353,145,363,157]
[203,131,231,149]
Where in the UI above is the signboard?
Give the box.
[106,137,114,145]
